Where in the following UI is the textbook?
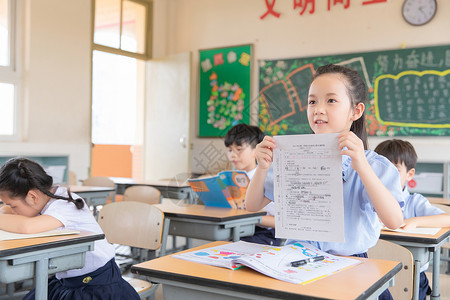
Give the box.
[188,170,250,208]
[173,241,361,284]
[0,228,80,241]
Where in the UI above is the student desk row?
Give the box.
[0,231,104,300]
[154,203,265,254]
[110,177,196,203]
[131,241,402,300]
[69,185,115,216]
[428,197,450,206]
[380,227,450,300]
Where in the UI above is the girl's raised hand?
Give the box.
[338,131,368,172]
[255,136,276,170]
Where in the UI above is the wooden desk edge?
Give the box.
[155,204,266,222]
[131,241,402,300]
[380,227,450,245]
[0,231,104,257]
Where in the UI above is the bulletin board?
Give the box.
[198,44,252,137]
[258,44,450,136]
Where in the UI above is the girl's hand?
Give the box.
[338,131,368,172]
[400,218,418,230]
[255,136,276,170]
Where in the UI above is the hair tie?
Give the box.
[17,162,27,178]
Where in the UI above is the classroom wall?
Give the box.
[0,0,91,180]
[152,0,450,174]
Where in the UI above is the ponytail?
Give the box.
[0,157,84,209]
[312,64,369,149]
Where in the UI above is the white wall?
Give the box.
[152,0,450,173]
[0,0,92,180]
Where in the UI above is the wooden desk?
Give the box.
[154,203,265,254]
[0,231,104,300]
[380,228,450,300]
[111,177,195,203]
[69,185,116,216]
[428,197,450,206]
[131,241,401,300]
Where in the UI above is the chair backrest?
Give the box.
[68,171,78,185]
[123,186,161,204]
[82,176,115,188]
[368,239,413,300]
[98,201,164,250]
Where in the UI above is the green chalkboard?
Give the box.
[198,45,252,137]
[258,45,450,136]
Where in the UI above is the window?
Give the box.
[91,0,151,178]
[91,50,145,144]
[0,82,15,135]
[0,0,10,67]
[93,0,150,57]
[0,0,20,140]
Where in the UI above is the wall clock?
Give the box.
[402,0,437,26]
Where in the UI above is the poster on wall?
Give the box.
[258,44,450,136]
[198,44,252,137]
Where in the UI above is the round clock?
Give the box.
[402,0,437,26]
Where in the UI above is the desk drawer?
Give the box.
[168,220,256,241]
[0,253,86,283]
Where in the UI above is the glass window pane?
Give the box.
[94,0,121,48]
[92,50,144,145]
[0,0,9,66]
[121,0,146,54]
[0,83,15,135]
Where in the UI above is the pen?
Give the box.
[290,255,325,267]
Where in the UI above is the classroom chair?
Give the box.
[368,239,413,300]
[431,203,450,274]
[68,170,77,185]
[123,186,162,204]
[82,176,116,215]
[98,201,167,300]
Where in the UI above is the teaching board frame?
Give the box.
[198,44,252,137]
[258,44,450,136]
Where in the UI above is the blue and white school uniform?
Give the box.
[263,150,404,256]
[24,186,139,300]
[241,168,282,246]
[401,187,444,300]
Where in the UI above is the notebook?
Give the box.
[0,228,80,241]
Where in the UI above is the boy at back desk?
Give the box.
[375,139,450,300]
[225,124,281,246]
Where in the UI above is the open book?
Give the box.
[0,228,80,241]
[188,170,249,208]
[173,241,361,284]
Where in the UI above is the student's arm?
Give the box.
[245,136,275,212]
[339,132,403,229]
[259,215,275,227]
[401,214,450,230]
[0,214,63,234]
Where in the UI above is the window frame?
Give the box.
[92,0,153,60]
[0,0,22,141]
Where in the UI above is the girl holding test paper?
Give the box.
[245,64,404,300]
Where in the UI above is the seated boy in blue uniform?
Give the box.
[224,124,282,246]
[375,139,450,300]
